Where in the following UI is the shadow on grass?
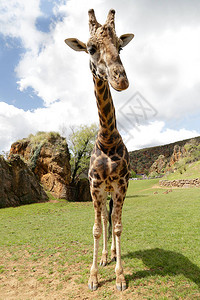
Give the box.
[98,276,115,287]
[125,195,149,199]
[123,248,200,288]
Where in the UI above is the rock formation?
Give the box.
[76,178,92,202]
[9,132,71,200]
[169,145,187,167]
[159,178,200,188]
[0,155,48,208]
[149,154,167,176]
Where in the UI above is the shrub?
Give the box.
[130,170,137,178]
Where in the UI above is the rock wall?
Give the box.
[9,132,71,200]
[76,178,92,202]
[159,178,200,188]
[0,155,48,208]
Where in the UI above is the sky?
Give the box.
[0,0,200,153]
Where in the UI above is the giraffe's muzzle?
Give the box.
[107,63,129,91]
[110,77,129,91]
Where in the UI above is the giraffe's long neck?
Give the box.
[93,76,121,146]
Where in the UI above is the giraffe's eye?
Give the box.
[118,46,123,53]
[88,46,96,55]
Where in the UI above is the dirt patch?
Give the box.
[0,249,140,300]
[0,252,89,300]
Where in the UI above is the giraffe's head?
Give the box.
[65,9,134,91]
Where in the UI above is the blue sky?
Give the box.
[0,0,200,152]
[0,0,57,111]
[0,35,44,111]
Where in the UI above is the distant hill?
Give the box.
[129,136,200,174]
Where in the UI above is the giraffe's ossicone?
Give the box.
[65,9,134,291]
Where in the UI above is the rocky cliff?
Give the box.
[9,132,71,199]
[169,145,187,167]
[0,155,48,208]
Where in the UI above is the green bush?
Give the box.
[130,170,137,178]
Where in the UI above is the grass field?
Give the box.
[1,179,200,299]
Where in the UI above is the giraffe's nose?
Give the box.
[108,64,129,91]
[110,74,129,91]
[118,77,129,90]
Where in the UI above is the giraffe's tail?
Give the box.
[108,197,113,240]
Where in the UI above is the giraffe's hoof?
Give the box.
[111,249,116,262]
[88,275,98,291]
[100,253,108,266]
[99,260,107,267]
[111,256,116,262]
[88,282,98,291]
[116,282,127,291]
[116,274,126,291]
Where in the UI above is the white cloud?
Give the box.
[0,102,34,151]
[0,0,46,53]
[130,26,200,121]
[0,99,98,152]
[125,121,199,151]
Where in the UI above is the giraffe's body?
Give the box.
[65,9,134,291]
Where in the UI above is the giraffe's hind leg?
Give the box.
[100,194,109,266]
[108,198,116,262]
[111,215,117,262]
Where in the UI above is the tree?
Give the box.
[130,170,136,178]
[68,124,98,183]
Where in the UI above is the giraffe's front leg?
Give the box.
[115,227,126,291]
[88,191,102,291]
[88,232,100,291]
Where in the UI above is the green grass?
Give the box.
[1,180,200,299]
[125,180,200,297]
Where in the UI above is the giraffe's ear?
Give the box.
[65,38,87,53]
[119,34,134,48]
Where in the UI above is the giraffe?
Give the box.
[65,9,134,291]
